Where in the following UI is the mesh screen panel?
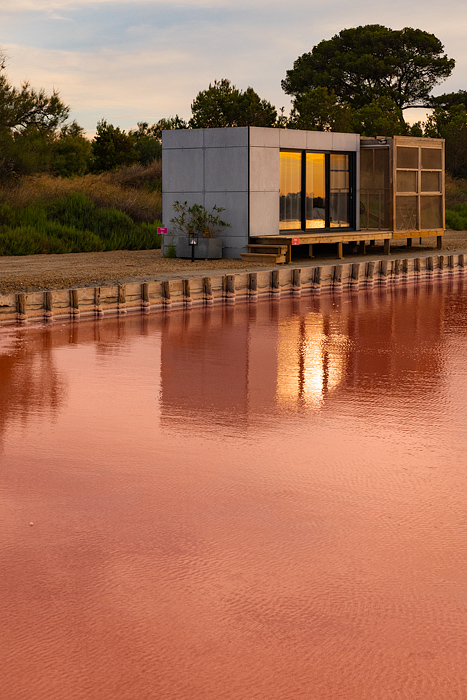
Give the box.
[421,148,442,170]
[420,196,443,229]
[397,147,418,169]
[396,196,418,231]
[421,171,441,192]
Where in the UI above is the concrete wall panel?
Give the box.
[163,192,203,225]
[332,132,360,151]
[162,129,204,149]
[279,129,308,150]
[163,148,204,192]
[203,127,249,148]
[250,191,279,237]
[306,131,333,151]
[249,127,280,147]
[204,147,248,192]
[204,191,249,242]
[250,147,279,192]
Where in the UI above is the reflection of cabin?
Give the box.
[162,127,444,262]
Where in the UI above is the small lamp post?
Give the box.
[189,232,198,262]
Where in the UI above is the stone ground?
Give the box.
[1,231,467,294]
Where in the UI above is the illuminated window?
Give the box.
[305,154,326,229]
[330,154,350,228]
[280,150,354,231]
[279,152,302,230]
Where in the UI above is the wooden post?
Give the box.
[358,241,366,254]
[141,282,150,310]
[248,272,258,300]
[271,270,280,294]
[224,274,235,299]
[292,268,301,294]
[366,260,375,287]
[384,238,391,255]
[437,235,443,250]
[286,243,292,264]
[162,281,171,306]
[203,277,213,303]
[44,291,53,319]
[16,292,26,320]
[337,242,343,259]
[94,287,102,314]
[313,266,321,290]
[350,263,360,287]
[308,244,313,258]
[70,289,79,315]
[379,260,388,282]
[118,284,126,313]
[182,278,192,305]
[332,265,342,289]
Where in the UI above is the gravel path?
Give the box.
[1,231,466,294]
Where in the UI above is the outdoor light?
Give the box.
[189,231,198,262]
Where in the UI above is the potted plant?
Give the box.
[169,201,230,259]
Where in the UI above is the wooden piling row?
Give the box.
[1,252,467,325]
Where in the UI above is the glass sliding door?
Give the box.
[279,151,302,230]
[329,154,350,228]
[279,150,354,232]
[305,153,326,229]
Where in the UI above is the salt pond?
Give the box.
[1,278,467,699]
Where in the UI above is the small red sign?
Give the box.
[292,238,300,245]
[158,227,168,235]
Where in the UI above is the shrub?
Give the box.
[170,201,230,238]
[0,162,163,255]
[446,205,467,230]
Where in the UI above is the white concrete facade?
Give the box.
[162,126,361,259]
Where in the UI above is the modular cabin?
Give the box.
[162,127,445,262]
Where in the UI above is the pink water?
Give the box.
[1,279,467,700]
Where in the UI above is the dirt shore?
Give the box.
[1,231,467,294]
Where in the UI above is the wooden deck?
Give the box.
[249,230,443,263]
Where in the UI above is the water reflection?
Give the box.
[0,326,66,448]
[2,278,467,700]
[160,280,455,426]
[0,315,159,449]
[0,279,461,442]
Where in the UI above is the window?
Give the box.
[330,154,350,228]
[395,142,443,231]
[305,153,326,229]
[279,152,302,230]
[280,150,354,231]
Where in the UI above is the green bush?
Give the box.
[0,192,162,255]
[446,204,467,230]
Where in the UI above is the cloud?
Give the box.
[1,0,467,133]
[1,0,249,11]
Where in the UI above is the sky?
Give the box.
[1,0,467,135]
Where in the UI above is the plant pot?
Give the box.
[176,237,223,259]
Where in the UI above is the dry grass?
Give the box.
[0,163,162,223]
[445,173,467,209]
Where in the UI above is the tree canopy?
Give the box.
[189,79,277,128]
[0,52,69,133]
[431,90,467,111]
[90,120,137,172]
[282,25,455,111]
